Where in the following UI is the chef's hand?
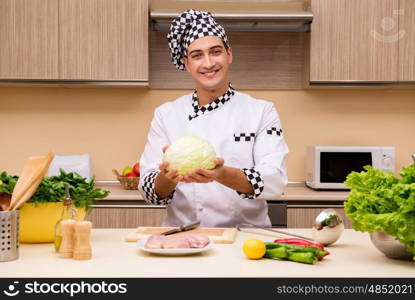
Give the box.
[183,158,225,183]
[158,161,184,183]
[158,145,184,183]
[154,145,183,199]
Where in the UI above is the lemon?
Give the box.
[242,238,266,259]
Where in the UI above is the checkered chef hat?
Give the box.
[167,9,230,71]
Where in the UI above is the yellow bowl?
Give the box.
[19,202,86,243]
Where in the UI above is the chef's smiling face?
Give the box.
[184,35,233,92]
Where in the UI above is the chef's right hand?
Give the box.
[158,161,183,183]
[158,145,183,183]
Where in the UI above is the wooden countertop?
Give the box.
[96,183,349,202]
[1,229,412,278]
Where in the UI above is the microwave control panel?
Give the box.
[379,147,395,172]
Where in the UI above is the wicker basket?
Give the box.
[112,169,139,190]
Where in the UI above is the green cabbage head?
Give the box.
[163,136,216,176]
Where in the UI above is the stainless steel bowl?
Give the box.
[370,232,413,260]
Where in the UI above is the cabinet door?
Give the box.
[85,206,166,228]
[287,207,352,228]
[59,0,148,81]
[310,0,399,82]
[0,0,59,79]
[399,0,415,81]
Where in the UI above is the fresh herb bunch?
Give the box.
[0,171,18,194]
[344,164,415,260]
[28,169,109,211]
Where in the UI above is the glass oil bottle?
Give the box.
[54,183,77,252]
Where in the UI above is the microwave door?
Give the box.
[320,152,372,189]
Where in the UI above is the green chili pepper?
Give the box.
[266,242,315,252]
[266,242,328,262]
[272,239,330,260]
[264,247,288,259]
[287,252,318,264]
[265,242,328,260]
[264,244,318,264]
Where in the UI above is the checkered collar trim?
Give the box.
[188,86,235,121]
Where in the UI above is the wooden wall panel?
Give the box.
[59,0,148,81]
[0,0,59,79]
[150,31,309,89]
[399,0,415,81]
[310,0,399,82]
[287,207,353,229]
[85,207,166,228]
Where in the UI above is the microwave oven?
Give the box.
[306,146,395,190]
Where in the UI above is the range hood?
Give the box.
[150,0,313,32]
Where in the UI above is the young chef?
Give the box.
[138,9,289,227]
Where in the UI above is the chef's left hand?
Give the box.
[183,158,225,183]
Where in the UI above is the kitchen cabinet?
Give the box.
[59,0,148,81]
[87,202,286,228]
[149,0,310,90]
[85,204,166,228]
[287,206,352,228]
[399,0,415,82]
[0,0,148,82]
[0,0,59,79]
[268,202,287,227]
[310,0,400,82]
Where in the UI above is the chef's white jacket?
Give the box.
[138,87,289,227]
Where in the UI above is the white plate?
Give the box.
[137,238,213,255]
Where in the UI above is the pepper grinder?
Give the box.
[73,221,92,260]
[59,219,77,258]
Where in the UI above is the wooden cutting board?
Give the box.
[9,152,54,210]
[125,227,237,244]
